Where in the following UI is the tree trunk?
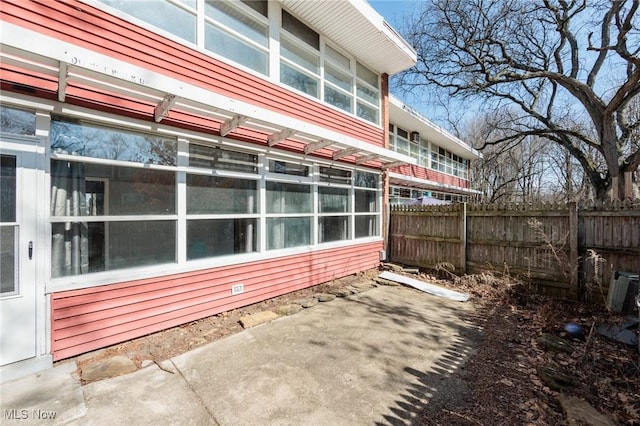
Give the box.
[601,125,623,202]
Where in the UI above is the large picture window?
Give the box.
[48,118,381,279]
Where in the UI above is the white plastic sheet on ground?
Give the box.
[379,271,470,302]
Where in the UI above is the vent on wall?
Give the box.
[231,283,244,295]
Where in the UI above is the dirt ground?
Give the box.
[423,271,640,426]
[72,266,640,425]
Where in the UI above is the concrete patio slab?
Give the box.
[1,285,477,426]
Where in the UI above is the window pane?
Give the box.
[205,1,268,47]
[51,119,177,166]
[267,217,310,250]
[282,10,319,49]
[318,216,349,243]
[281,37,319,74]
[205,22,268,74]
[189,144,258,173]
[318,187,348,213]
[356,101,379,124]
[355,189,378,212]
[325,63,352,92]
[100,0,195,42]
[280,63,318,97]
[51,220,176,277]
[0,155,17,289]
[395,137,409,155]
[419,146,430,167]
[356,62,378,87]
[187,219,256,259]
[354,171,378,188]
[1,155,16,222]
[109,221,175,269]
[241,0,267,16]
[325,86,352,113]
[326,45,350,70]
[268,160,309,176]
[51,160,176,216]
[355,215,378,238]
[319,167,351,184]
[266,182,311,213]
[356,83,379,105]
[187,175,256,214]
[0,226,16,293]
[0,106,35,135]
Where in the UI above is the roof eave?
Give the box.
[389,96,482,160]
[281,0,417,76]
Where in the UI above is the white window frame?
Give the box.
[91,0,383,126]
[15,98,382,293]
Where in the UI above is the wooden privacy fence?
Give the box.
[388,202,640,299]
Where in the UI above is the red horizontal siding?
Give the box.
[50,242,382,360]
[392,164,470,189]
[1,0,384,148]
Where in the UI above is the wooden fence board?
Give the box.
[389,202,640,300]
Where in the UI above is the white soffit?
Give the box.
[281,0,416,76]
[0,22,416,167]
[389,96,482,160]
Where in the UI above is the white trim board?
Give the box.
[1,22,416,167]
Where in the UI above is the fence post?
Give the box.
[460,202,467,274]
[568,201,579,300]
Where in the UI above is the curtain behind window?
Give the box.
[51,161,89,277]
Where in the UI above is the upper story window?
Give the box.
[431,145,469,179]
[389,124,469,179]
[101,0,197,43]
[356,63,380,124]
[324,46,353,114]
[280,10,320,98]
[390,126,409,156]
[204,0,269,75]
[97,1,381,125]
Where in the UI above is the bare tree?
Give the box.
[466,112,551,203]
[397,0,640,201]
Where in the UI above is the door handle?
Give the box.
[28,241,33,260]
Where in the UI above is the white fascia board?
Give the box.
[1,22,416,166]
[388,171,483,195]
[350,0,416,64]
[282,0,416,75]
[389,96,482,160]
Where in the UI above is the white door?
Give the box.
[0,142,38,366]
